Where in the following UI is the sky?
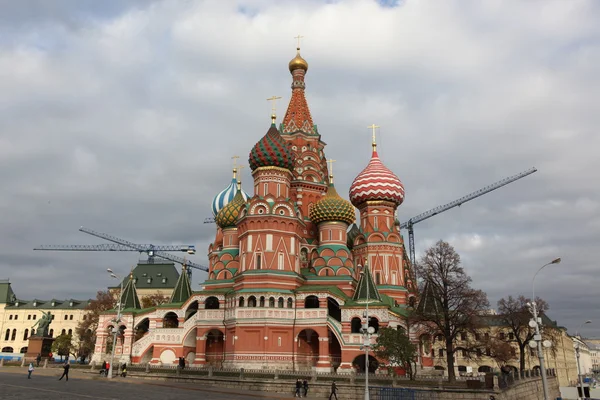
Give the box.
[1,0,599,338]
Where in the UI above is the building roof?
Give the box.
[109,262,180,291]
[415,280,442,315]
[352,263,381,303]
[249,123,295,171]
[170,265,192,304]
[5,298,89,310]
[309,182,355,225]
[120,273,141,310]
[0,280,16,304]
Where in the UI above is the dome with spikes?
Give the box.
[249,124,294,171]
[309,183,355,225]
[215,190,246,229]
[349,149,404,207]
[212,177,250,217]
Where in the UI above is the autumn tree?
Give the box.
[141,291,170,309]
[372,326,418,379]
[487,338,517,368]
[410,240,490,382]
[75,290,117,361]
[497,295,549,372]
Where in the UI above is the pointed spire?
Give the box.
[416,280,442,315]
[353,261,381,303]
[170,263,192,303]
[121,271,141,310]
[282,42,314,135]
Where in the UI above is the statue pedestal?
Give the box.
[25,337,55,358]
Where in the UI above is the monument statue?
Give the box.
[31,311,53,337]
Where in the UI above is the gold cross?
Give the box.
[266,96,282,122]
[294,34,304,49]
[368,124,380,150]
[231,155,240,179]
[236,166,245,190]
[327,159,336,183]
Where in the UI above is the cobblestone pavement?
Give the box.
[0,368,304,400]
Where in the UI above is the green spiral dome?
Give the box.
[309,183,355,225]
[215,190,246,228]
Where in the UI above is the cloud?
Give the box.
[1,0,599,337]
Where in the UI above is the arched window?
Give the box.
[163,312,179,328]
[11,329,17,341]
[248,296,257,307]
[4,329,9,341]
[23,329,29,341]
[304,295,319,309]
[287,298,293,308]
[408,297,416,308]
[239,297,245,307]
[68,329,72,336]
[259,296,265,307]
[278,297,284,308]
[269,297,275,308]
[368,317,379,333]
[205,297,220,309]
[61,329,66,336]
[351,317,362,333]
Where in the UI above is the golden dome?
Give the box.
[289,48,308,73]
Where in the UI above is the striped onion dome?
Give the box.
[349,148,404,207]
[211,176,250,217]
[249,123,294,171]
[309,183,355,225]
[215,190,246,229]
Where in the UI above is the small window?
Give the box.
[508,332,514,340]
[64,315,68,320]
[460,332,467,341]
[461,350,467,357]
[33,315,36,320]
[239,297,245,307]
[287,298,293,308]
[278,337,281,347]
[69,315,73,320]
[256,254,262,270]
[162,278,167,284]
[438,349,444,357]
[68,329,72,336]
[27,314,31,320]
[486,347,491,356]
[376,272,381,285]
[259,297,265,307]
[14,315,18,320]
[9,315,12,320]
[278,297,284,308]
[263,183,268,195]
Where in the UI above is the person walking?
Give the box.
[294,378,302,397]
[100,360,107,376]
[121,363,127,378]
[27,362,34,379]
[328,381,338,400]
[302,378,309,397]
[36,353,42,367]
[58,361,70,381]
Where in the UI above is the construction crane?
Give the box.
[399,167,538,270]
[34,227,208,273]
[204,217,215,224]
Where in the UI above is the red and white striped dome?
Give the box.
[349,149,405,207]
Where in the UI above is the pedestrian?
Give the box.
[303,378,309,397]
[27,362,34,379]
[121,363,127,378]
[58,361,70,381]
[106,362,110,377]
[329,381,338,400]
[36,353,42,367]
[294,378,302,397]
[100,360,107,376]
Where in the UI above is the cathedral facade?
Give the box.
[93,49,416,372]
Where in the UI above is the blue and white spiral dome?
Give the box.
[212,178,251,217]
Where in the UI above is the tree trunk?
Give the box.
[519,343,526,371]
[446,340,456,382]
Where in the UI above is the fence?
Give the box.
[370,387,440,400]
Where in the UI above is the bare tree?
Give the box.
[141,291,170,309]
[411,240,490,382]
[497,295,549,372]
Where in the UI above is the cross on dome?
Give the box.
[368,124,380,151]
[266,95,282,123]
[294,34,304,50]
[327,158,336,183]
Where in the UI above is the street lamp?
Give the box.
[359,265,375,400]
[106,268,123,379]
[530,257,561,400]
[575,320,592,337]
[574,342,586,400]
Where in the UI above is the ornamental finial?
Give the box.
[327,159,337,184]
[267,96,282,124]
[368,124,380,152]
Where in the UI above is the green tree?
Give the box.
[372,326,417,379]
[52,334,75,359]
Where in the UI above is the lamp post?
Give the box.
[575,320,592,338]
[359,265,375,400]
[107,268,123,379]
[530,257,561,400]
[574,343,586,399]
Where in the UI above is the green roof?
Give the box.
[5,298,89,310]
[170,266,192,304]
[109,263,180,290]
[352,263,381,303]
[295,285,348,300]
[416,280,442,315]
[0,280,16,304]
[120,275,141,310]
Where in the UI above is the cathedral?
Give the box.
[93,47,416,373]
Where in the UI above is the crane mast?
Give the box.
[400,167,537,272]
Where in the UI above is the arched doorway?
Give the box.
[297,329,319,368]
[186,301,199,320]
[205,297,219,309]
[205,329,224,367]
[352,354,378,373]
[163,312,179,328]
[135,318,150,342]
[304,295,319,308]
[351,317,362,333]
[327,297,341,322]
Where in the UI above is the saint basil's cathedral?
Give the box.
[93,48,417,372]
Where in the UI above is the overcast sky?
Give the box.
[1,0,598,338]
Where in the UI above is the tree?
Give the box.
[497,295,549,372]
[372,326,418,379]
[75,290,117,361]
[410,240,490,382]
[141,291,170,309]
[487,338,517,368]
[52,334,75,359]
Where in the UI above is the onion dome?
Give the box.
[349,145,405,207]
[249,123,294,171]
[215,188,246,229]
[289,48,308,73]
[211,171,250,217]
[309,183,355,225]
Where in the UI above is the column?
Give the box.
[193,332,207,365]
[317,336,331,372]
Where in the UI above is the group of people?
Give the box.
[99,360,127,377]
[26,356,69,381]
[294,379,338,399]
